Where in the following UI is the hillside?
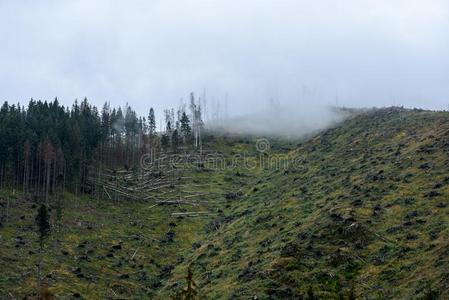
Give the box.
[1,107,449,299]
[161,108,449,299]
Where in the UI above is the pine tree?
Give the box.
[0,97,171,198]
[161,134,170,151]
[148,107,156,136]
[172,129,179,152]
[36,204,50,244]
[101,102,111,143]
[180,112,191,144]
[42,138,54,204]
[180,265,198,300]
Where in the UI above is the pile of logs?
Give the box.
[86,150,222,216]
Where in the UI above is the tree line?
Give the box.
[0,93,203,201]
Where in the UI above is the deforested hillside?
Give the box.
[1,107,449,299]
[161,107,449,299]
[3,1,449,299]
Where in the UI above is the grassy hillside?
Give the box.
[161,108,449,299]
[1,107,449,299]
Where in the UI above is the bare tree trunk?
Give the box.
[0,163,3,190]
[22,158,27,196]
[52,156,57,196]
[37,156,41,199]
[5,195,10,225]
[63,162,66,195]
[17,149,22,188]
[45,159,51,205]
[30,154,34,194]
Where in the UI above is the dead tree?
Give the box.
[189,93,203,151]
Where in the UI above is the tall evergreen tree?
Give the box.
[148,107,156,136]
[36,204,50,244]
[180,112,191,144]
[172,129,179,152]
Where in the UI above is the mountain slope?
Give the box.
[1,107,449,299]
[162,108,449,299]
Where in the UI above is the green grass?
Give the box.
[1,107,449,299]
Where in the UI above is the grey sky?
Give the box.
[1,0,449,116]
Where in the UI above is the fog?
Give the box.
[207,104,347,138]
[1,0,449,127]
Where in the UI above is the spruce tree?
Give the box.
[148,107,156,136]
[36,204,50,245]
[180,112,191,144]
[172,129,179,152]
[161,134,170,151]
[180,265,197,300]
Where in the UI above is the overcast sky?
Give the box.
[1,0,449,116]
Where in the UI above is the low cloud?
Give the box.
[207,103,347,138]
